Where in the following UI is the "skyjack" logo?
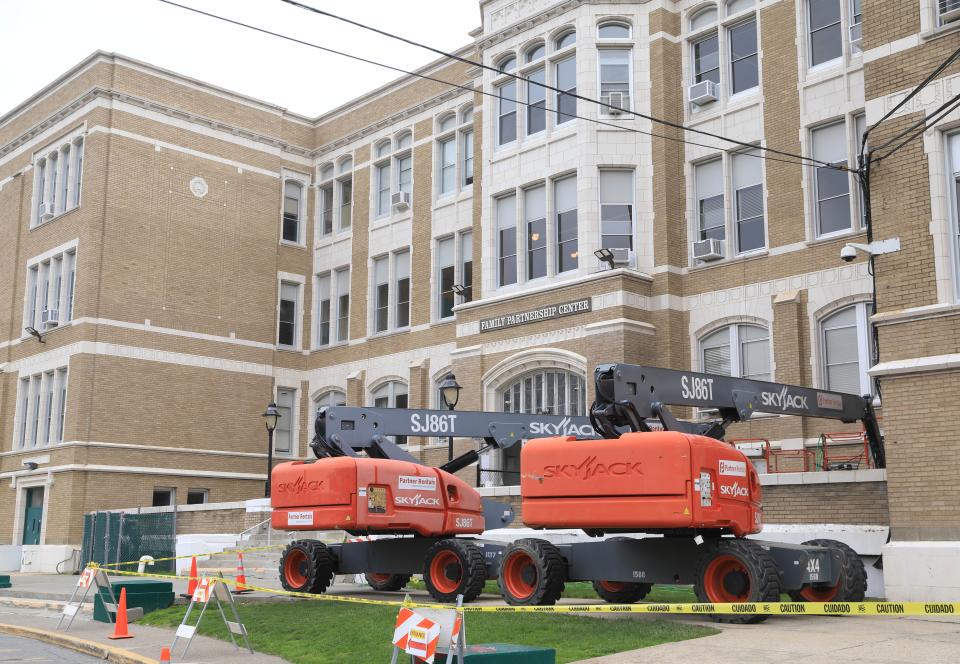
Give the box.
[276,476,324,494]
[542,456,643,480]
[760,386,809,411]
[719,482,750,498]
[529,417,595,437]
[394,493,441,507]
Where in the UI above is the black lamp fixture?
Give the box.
[24,327,45,343]
[262,401,281,498]
[451,284,467,298]
[439,373,462,461]
[594,248,615,270]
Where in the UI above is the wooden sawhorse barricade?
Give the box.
[57,567,144,631]
[171,576,253,661]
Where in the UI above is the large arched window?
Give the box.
[315,389,346,409]
[820,304,873,395]
[700,323,770,380]
[371,381,408,444]
[499,368,586,416]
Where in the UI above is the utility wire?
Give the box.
[874,93,960,161]
[278,0,843,171]
[154,0,831,171]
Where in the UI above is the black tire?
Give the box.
[592,579,652,604]
[423,539,487,603]
[788,539,866,603]
[365,573,412,592]
[694,539,781,624]
[498,538,566,606]
[279,540,335,594]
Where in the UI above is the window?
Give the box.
[315,268,349,346]
[152,488,175,507]
[733,150,765,252]
[498,56,517,73]
[373,135,412,218]
[727,0,755,14]
[319,182,334,236]
[808,0,842,67]
[187,489,208,505]
[278,281,299,348]
[275,388,296,454]
[849,0,862,50]
[372,381,408,444]
[695,159,725,241]
[555,175,578,273]
[599,49,631,113]
[376,162,391,217]
[498,80,518,145]
[821,304,873,394]
[600,170,633,250]
[282,180,303,243]
[315,390,346,410]
[555,30,576,50]
[497,194,518,286]
[395,250,410,328]
[729,19,758,93]
[691,7,718,30]
[15,367,68,449]
[462,129,474,187]
[693,34,720,85]
[500,369,586,416]
[555,55,577,125]
[318,162,352,236]
[525,185,547,279]
[339,176,352,231]
[526,43,545,62]
[700,324,770,380]
[949,133,960,292]
[460,231,473,304]
[940,0,960,26]
[373,256,390,333]
[397,155,412,196]
[439,137,456,195]
[438,109,474,194]
[372,250,410,333]
[438,236,456,319]
[598,21,631,39]
[439,114,457,133]
[32,134,83,227]
[526,67,547,135]
[24,247,77,333]
[812,121,852,236]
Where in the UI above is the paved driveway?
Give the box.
[0,633,102,662]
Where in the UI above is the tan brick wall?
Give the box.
[761,481,889,525]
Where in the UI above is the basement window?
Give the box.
[187,489,209,505]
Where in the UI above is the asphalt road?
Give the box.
[0,633,102,662]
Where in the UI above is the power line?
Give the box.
[154,0,831,172]
[279,0,842,171]
[874,92,960,162]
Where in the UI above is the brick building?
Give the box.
[0,1,958,596]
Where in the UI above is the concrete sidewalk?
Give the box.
[0,602,287,663]
[573,613,960,663]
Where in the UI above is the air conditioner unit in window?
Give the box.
[849,23,862,47]
[610,247,632,265]
[38,202,55,222]
[688,80,718,107]
[604,92,627,115]
[391,191,411,211]
[41,309,59,329]
[692,238,724,261]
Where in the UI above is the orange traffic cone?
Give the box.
[181,556,198,598]
[233,552,253,594]
[107,587,134,640]
[159,647,171,664]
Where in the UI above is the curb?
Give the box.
[0,623,157,664]
[0,596,90,613]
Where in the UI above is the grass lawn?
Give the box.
[407,579,700,603]
[141,600,717,663]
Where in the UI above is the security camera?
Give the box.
[22,461,38,471]
[840,244,858,262]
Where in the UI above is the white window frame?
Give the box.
[947,131,960,300]
[31,129,84,229]
[277,276,304,350]
[599,169,635,251]
[496,78,519,147]
[686,4,760,106]
[598,48,633,117]
[281,176,307,246]
[810,117,863,239]
[13,366,68,450]
[23,242,78,336]
[805,0,860,72]
[370,249,411,334]
[370,380,409,445]
[499,368,587,416]
[313,389,346,424]
[187,489,209,505]
[699,323,772,380]
[820,303,873,396]
[315,267,351,347]
[597,20,632,41]
[274,386,298,457]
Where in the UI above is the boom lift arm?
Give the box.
[590,364,885,468]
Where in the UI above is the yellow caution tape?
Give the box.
[97,543,286,568]
[86,565,960,616]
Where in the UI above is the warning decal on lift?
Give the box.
[368,486,387,514]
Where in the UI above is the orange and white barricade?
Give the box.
[390,594,466,664]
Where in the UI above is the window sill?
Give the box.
[808,228,865,246]
[315,231,352,249]
[21,319,76,341]
[921,21,960,43]
[688,248,769,272]
[279,240,307,250]
[312,340,350,351]
[29,205,80,231]
[369,326,411,340]
[276,345,302,353]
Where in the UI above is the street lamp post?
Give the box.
[439,373,462,462]
[262,402,281,498]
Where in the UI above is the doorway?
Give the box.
[22,487,44,545]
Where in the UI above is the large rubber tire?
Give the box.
[365,573,412,592]
[694,539,781,624]
[592,579,652,604]
[423,539,487,603]
[498,538,566,606]
[788,539,867,603]
[279,540,335,594]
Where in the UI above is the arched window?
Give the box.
[726,0,755,15]
[375,140,392,159]
[438,114,457,133]
[555,29,576,50]
[459,105,474,124]
[372,381,408,444]
[396,131,413,150]
[598,21,631,39]
[315,389,346,408]
[337,156,353,174]
[319,163,334,181]
[525,42,545,62]
[820,304,873,395]
[690,5,718,30]
[700,323,770,380]
[499,368,586,416]
[497,55,517,73]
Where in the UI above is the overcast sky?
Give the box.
[0,0,481,119]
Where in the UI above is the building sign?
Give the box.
[479,298,592,333]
